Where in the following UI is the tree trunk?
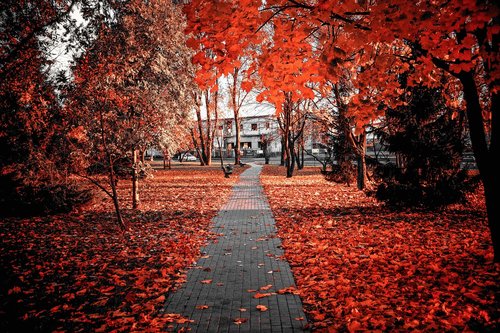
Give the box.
[190,128,205,166]
[98,107,127,231]
[356,132,368,190]
[206,145,212,165]
[301,144,304,168]
[110,180,126,230]
[166,152,171,170]
[484,179,499,262]
[195,105,207,165]
[280,136,285,166]
[336,97,354,185]
[295,147,302,170]
[235,118,241,165]
[132,149,139,209]
[108,156,127,231]
[231,67,242,166]
[205,90,214,166]
[459,71,499,262]
[296,143,304,170]
[286,134,295,178]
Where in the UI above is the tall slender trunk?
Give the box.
[335,84,355,185]
[287,133,295,178]
[211,89,219,165]
[205,90,214,166]
[98,107,127,230]
[231,68,241,165]
[301,144,304,168]
[190,128,205,166]
[356,132,368,190]
[459,71,499,262]
[285,100,295,177]
[235,118,241,165]
[109,168,125,230]
[280,136,285,166]
[132,149,139,209]
[283,128,291,176]
[296,141,304,170]
[195,102,207,165]
[206,146,212,165]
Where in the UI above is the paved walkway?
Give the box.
[163,164,308,332]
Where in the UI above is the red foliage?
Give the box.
[0,166,244,331]
[261,165,499,332]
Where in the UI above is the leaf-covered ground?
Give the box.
[0,165,245,332]
[261,165,499,332]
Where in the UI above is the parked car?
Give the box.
[180,153,197,162]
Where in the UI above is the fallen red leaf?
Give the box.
[233,318,248,325]
[256,305,268,312]
[253,292,272,299]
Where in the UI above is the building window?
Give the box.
[241,142,252,149]
[265,122,270,129]
[251,123,258,131]
[226,120,232,128]
[240,123,244,131]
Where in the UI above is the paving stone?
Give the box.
[163,164,308,332]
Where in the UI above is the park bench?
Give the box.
[223,164,233,178]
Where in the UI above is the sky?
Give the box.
[45,4,275,119]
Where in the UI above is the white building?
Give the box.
[213,114,326,157]
[214,115,282,157]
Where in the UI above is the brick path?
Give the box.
[163,164,308,332]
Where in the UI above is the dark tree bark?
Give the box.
[109,166,126,229]
[296,140,305,170]
[458,71,499,262]
[132,149,139,209]
[355,131,368,191]
[194,98,207,165]
[190,128,205,166]
[286,132,296,178]
[98,108,127,230]
[278,93,307,178]
[192,89,218,166]
[204,90,218,166]
[280,136,285,166]
[231,67,242,166]
[234,117,241,165]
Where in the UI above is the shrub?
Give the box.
[376,170,478,208]
[0,173,92,217]
[375,86,474,207]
